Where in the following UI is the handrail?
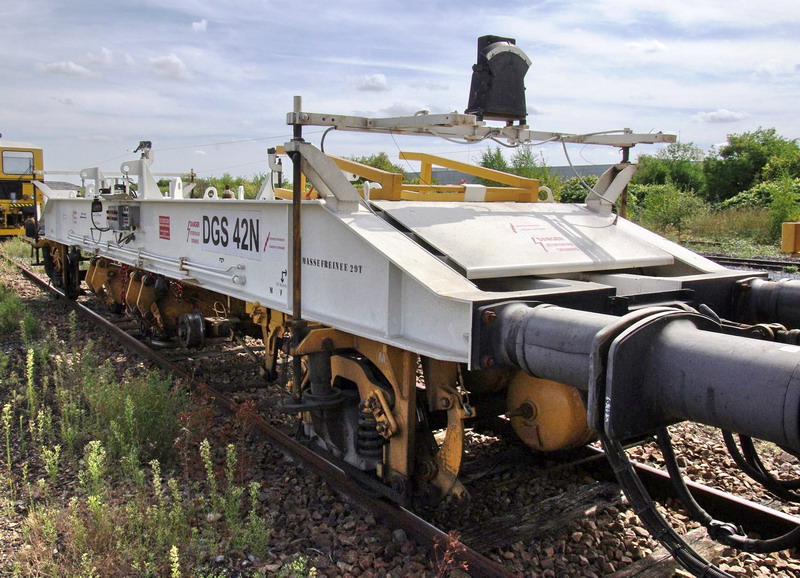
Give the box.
[275,147,542,203]
[399,151,538,191]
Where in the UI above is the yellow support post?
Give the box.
[270,146,540,203]
[327,156,404,200]
[782,222,800,257]
[400,151,539,201]
[419,158,433,186]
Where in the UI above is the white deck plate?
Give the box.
[374,201,674,279]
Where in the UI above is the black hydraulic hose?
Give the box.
[319,127,335,153]
[739,436,800,490]
[599,433,732,578]
[722,432,800,501]
[657,428,800,553]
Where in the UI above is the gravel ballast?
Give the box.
[2,259,800,576]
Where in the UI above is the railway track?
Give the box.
[9,257,800,576]
[703,254,800,272]
[12,259,512,578]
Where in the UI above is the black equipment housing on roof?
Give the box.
[466,35,530,123]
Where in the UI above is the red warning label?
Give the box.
[159,216,170,240]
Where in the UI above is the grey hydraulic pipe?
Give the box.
[737,277,800,329]
[494,303,613,388]
[626,318,800,450]
[494,303,800,453]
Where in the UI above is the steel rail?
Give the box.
[14,261,514,578]
[14,258,800,573]
[703,254,800,272]
[587,446,800,537]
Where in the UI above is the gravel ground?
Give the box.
[3,259,800,576]
[0,263,436,576]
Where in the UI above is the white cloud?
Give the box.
[409,79,449,91]
[553,0,800,32]
[79,135,116,143]
[626,40,666,53]
[148,53,192,81]
[692,109,748,123]
[355,73,389,92]
[37,61,98,78]
[195,150,207,156]
[378,103,422,117]
[754,59,798,78]
[9,0,800,175]
[527,103,545,116]
[85,47,113,65]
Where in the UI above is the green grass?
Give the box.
[685,207,772,245]
[682,238,783,259]
[0,297,317,577]
[636,205,784,258]
[0,282,40,337]
[0,237,34,261]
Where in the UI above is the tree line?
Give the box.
[159,129,800,242]
[477,127,800,241]
[158,153,408,199]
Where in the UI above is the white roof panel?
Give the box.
[374,201,674,279]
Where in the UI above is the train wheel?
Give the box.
[63,247,82,298]
[417,358,471,507]
[178,311,206,348]
[290,330,473,506]
[42,243,80,297]
[42,244,64,289]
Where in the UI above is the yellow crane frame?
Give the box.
[273,148,540,203]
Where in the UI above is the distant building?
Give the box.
[408,165,612,185]
[548,165,613,180]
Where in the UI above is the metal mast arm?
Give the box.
[286,109,676,148]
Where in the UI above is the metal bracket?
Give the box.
[287,103,676,148]
[283,141,361,213]
[603,310,720,440]
[586,163,638,214]
[365,389,399,438]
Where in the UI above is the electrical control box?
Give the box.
[106,204,139,231]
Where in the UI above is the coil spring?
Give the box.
[357,401,386,458]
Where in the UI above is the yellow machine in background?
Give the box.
[0,142,43,237]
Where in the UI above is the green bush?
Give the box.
[558,175,598,203]
[720,177,800,241]
[763,149,800,181]
[632,142,705,193]
[83,362,187,463]
[637,184,708,238]
[189,172,268,199]
[476,145,562,195]
[0,292,24,332]
[768,177,800,242]
[0,283,36,335]
[718,178,800,210]
[703,127,800,204]
[52,339,187,463]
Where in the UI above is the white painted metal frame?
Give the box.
[40,103,725,366]
[286,109,676,148]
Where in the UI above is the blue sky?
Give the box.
[2,0,799,179]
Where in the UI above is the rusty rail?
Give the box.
[15,261,514,578]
